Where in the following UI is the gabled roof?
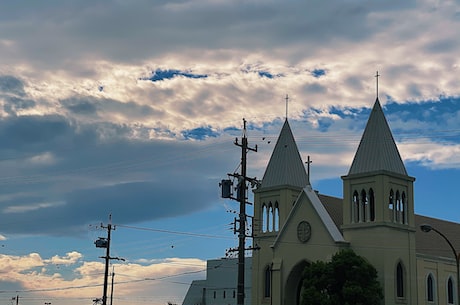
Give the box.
[271,186,346,249]
[260,119,309,189]
[348,98,407,176]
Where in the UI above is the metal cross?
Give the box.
[306,155,312,182]
[285,94,289,119]
[375,71,380,98]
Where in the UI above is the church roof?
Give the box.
[318,193,460,260]
[348,98,407,176]
[271,186,346,249]
[260,119,309,189]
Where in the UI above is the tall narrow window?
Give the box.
[448,277,454,304]
[264,266,271,298]
[361,189,367,222]
[353,190,360,223]
[389,189,394,222]
[262,205,267,233]
[369,188,375,221]
[268,205,273,232]
[396,262,404,298]
[274,203,279,232]
[396,191,401,223]
[401,192,406,224]
[427,274,434,301]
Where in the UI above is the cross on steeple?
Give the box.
[375,71,380,99]
[305,155,312,182]
[285,94,289,120]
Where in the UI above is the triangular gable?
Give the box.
[271,185,346,249]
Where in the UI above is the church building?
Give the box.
[251,98,460,305]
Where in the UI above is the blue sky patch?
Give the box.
[311,69,326,78]
[258,71,275,79]
[182,126,219,140]
[145,69,208,82]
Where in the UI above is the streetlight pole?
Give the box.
[420,224,460,304]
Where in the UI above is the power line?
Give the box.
[115,224,234,240]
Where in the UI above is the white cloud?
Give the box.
[0,252,205,304]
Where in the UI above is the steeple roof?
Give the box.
[260,119,309,188]
[348,98,407,176]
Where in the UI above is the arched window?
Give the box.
[427,274,434,302]
[361,189,367,222]
[396,191,401,223]
[264,265,271,298]
[401,192,406,224]
[262,204,267,233]
[274,202,279,232]
[353,190,360,223]
[369,188,375,221]
[389,189,395,222]
[396,262,404,298]
[268,204,273,232]
[448,277,455,304]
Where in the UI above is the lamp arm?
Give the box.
[432,227,458,262]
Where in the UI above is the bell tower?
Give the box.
[252,118,310,305]
[341,98,417,304]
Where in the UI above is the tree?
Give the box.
[301,249,383,305]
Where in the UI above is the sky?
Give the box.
[0,0,459,304]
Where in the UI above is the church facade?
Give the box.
[251,98,460,305]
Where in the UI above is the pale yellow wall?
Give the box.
[417,254,458,305]
[340,171,418,305]
[252,188,347,305]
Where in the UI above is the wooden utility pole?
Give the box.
[221,119,258,305]
[95,215,124,305]
[101,221,112,305]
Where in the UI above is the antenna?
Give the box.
[375,71,380,99]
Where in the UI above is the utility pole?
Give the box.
[110,266,115,305]
[101,218,112,305]
[95,215,125,305]
[220,118,258,305]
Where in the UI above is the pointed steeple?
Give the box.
[260,119,309,188]
[348,98,407,176]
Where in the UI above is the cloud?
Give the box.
[0,252,205,303]
[0,75,26,96]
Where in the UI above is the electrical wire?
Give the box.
[115,224,234,240]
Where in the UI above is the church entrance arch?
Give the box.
[285,260,309,305]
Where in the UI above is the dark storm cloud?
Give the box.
[0,0,418,68]
[3,96,36,115]
[0,110,233,236]
[60,96,164,120]
[0,180,216,236]
[0,114,73,151]
[0,75,26,96]
[62,97,98,115]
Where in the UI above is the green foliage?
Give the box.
[301,249,383,305]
